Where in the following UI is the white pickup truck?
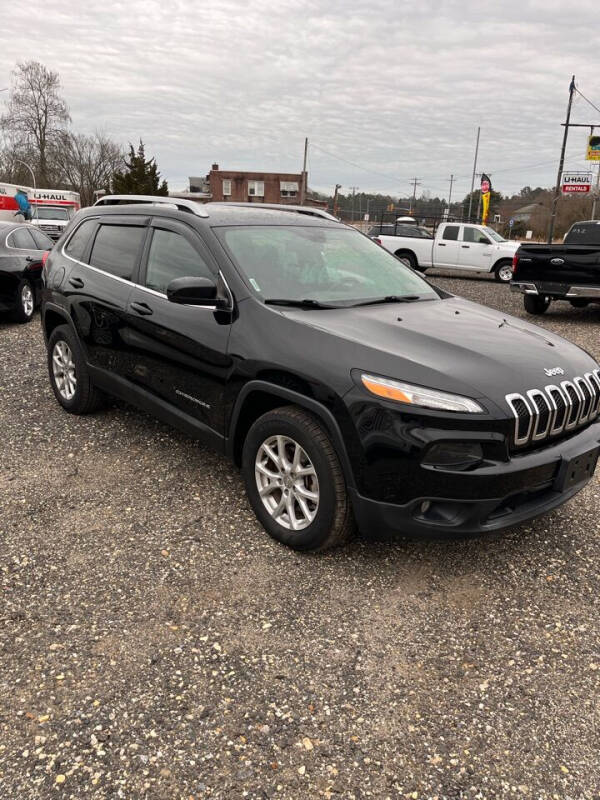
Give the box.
[373,221,519,283]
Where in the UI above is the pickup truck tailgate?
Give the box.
[516,244,600,284]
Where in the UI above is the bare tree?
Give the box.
[1,61,70,187]
[54,132,123,206]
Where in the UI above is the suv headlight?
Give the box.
[360,373,484,413]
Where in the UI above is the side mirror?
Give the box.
[166,276,217,305]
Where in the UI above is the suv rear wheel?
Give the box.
[242,406,354,551]
[523,294,550,315]
[47,325,105,414]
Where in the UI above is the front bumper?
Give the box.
[511,281,600,300]
[350,421,600,537]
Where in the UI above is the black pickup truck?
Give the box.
[511,219,600,315]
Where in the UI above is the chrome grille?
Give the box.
[506,369,600,447]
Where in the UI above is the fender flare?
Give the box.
[41,301,77,342]
[226,380,356,490]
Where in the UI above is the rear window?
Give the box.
[442,225,459,241]
[29,228,54,250]
[565,222,600,245]
[65,219,97,262]
[89,224,145,281]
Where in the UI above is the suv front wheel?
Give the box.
[242,406,354,551]
[47,324,105,414]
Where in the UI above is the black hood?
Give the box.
[279,296,597,408]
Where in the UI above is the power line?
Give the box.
[575,86,600,117]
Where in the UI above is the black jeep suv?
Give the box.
[41,197,600,551]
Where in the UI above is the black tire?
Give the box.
[47,324,105,414]
[524,294,550,315]
[569,299,589,308]
[494,260,513,283]
[395,250,418,270]
[10,279,35,324]
[242,405,355,552]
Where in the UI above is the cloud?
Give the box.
[3,0,599,198]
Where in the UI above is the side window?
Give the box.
[442,225,459,241]
[89,224,145,281]
[10,227,37,249]
[463,227,490,244]
[65,219,98,262]
[144,228,213,294]
[29,228,54,250]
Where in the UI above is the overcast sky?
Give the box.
[3,0,600,200]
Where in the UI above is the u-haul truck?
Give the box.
[0,182,81,239]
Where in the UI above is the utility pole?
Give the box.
[349,186,359,222]
[409,178,421,214]
[547,76,576,243]
[592,163,600,220]
[300,137,308,205]
[467,126,480,221]
[332,183,341,217]
[447,174,455,219]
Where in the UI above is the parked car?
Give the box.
[375,220,518,281]
[512,219,600,315]
[368,223,432,241]
[0,221,53,323]
[41,197,600,551]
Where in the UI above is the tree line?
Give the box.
[0,61,168,206]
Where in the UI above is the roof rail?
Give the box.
[93,194,209,217]
[206,202,340,222]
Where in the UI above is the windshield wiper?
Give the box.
[264,298,339,309]
[349,295,423,307]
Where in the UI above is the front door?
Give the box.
[434,224,461,267]
[124,219,233,438]
[458,225,494,271]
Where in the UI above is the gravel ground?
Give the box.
[1,275,600,800]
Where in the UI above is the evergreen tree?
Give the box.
[112,141,168,195]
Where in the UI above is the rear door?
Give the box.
[64,216,148,381]
[124,218,233,438]
[1,226,47,302]
[458,225,494,271]
[433,223,461,267]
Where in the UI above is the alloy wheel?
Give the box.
[498,264,513,282]
[52,340,77,401]
[254,435,319,530]
[21,283,34,317]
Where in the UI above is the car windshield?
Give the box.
[217,225,440,305]
[483,227,506,242]
[33,207,70,220]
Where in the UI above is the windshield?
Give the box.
[217,225,440,305]
[483,227,506,242]
[32,207,70,221]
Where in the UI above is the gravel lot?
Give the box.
[1,274,600,799]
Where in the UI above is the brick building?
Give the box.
[191,164,305,204]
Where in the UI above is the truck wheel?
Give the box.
[524,294,550,315]
[494,261,513,283]
[242,406,355,552]
[395,251,418,270]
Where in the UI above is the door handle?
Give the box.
[438,243,446,246]
[68,276,84,288]
[461,245,470,248]
[25,256,36,263]
[130,301,153,316]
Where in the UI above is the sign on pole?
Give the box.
[509,218,515,227]
[586,135,600,161]
[561,172,593,193]
[363,213,369,221]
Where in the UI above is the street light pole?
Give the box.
[15,159,36,193]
